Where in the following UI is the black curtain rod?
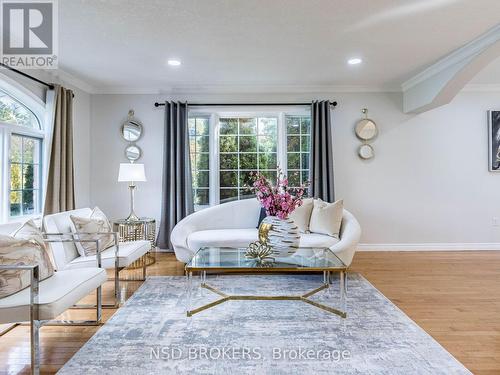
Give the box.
[0,63,55,90]
[154,101,337,108]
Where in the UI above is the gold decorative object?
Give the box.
[258,222,273,243]
[113,218,156,269]
[245,241,276,264]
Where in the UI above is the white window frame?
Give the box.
[0,74,48,223]
[189,107,310,208]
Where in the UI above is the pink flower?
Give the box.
[250,167,310,219]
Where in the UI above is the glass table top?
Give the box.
[186,247,346,271]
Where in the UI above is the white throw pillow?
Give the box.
[11,219,45,247]
[288,198,314,233]
[70,207,114,257]
[309,199,343,238]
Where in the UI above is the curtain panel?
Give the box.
[44,85,75,215]
[158,101,194,250]
[310,100,335,202]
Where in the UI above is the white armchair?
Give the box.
[171,199,361,266]
[0,234,107,375]
[43,208,151,305]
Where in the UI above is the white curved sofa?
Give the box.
[171,199,361,267]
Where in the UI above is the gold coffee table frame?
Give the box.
[185,248,348,318]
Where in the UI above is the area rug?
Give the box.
[58,274,470,374]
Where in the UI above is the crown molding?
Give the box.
[402,24,500,92]
[91,83,401,95]
[52,69,95,94]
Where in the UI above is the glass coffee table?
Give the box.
[185,246,348,318]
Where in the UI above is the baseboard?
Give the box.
[156,248,173,253]
[358,243,500,251]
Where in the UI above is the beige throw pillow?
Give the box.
[70,207,115,257]
[289,198,314,233]
[309,199,343,238]
[0,220,55,298]
[12,219,57,271]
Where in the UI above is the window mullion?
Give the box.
[0,128,6,221]
[277,112,287,174]
[210,113,219,205]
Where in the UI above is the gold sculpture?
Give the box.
[245,241,276,266]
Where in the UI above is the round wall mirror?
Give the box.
[355,119,378,141]
[358,144,374,160]
[125,145,142,161]
[121,118,143,142]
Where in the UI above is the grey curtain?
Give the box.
[44,86,75,215]
[310,100,335,202]
[158,101,194,250]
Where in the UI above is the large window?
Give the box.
[219,117,278,202]
[189,110,311,209]
[0,89,44,221]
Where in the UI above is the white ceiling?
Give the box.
[58,0,500,92]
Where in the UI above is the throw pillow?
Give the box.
[12,219,56,270]
[288,198,314,233]
[0,231,55,298]
[11,219,45,247]
[309,199,343,238]
[70,207,115,257]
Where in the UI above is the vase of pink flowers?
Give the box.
[250,169,309,256]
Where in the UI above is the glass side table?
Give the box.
[112,217,157,269]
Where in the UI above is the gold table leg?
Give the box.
[186,280,347,318]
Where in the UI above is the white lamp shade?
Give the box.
[118,163,147,182]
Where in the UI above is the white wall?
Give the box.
[89,90,500,248]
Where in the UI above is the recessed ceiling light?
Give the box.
[347,58,362,65]
[167,59,181,66]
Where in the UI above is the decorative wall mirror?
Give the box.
[125,144,142,162]
[358,144,374,160]
[355,108,377,160]
[121,110,143,142]
[121,109,143,162]
[355,110,378,141]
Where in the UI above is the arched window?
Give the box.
[0,88,44,220]
[0,89,41,129]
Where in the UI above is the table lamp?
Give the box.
[118,163,147,221]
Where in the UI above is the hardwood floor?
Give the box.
[1,251,499,374]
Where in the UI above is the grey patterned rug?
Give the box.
[59,274,470,374]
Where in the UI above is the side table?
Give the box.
[112,218,157,269]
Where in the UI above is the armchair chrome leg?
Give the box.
[31,320,40,375]
[142,263,147,280]
[96,285,102,323]
[30,266,40,375]
[115,266,120,305]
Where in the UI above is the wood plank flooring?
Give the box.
[1,251,499,374]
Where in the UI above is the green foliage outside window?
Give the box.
[9,135,40,216]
